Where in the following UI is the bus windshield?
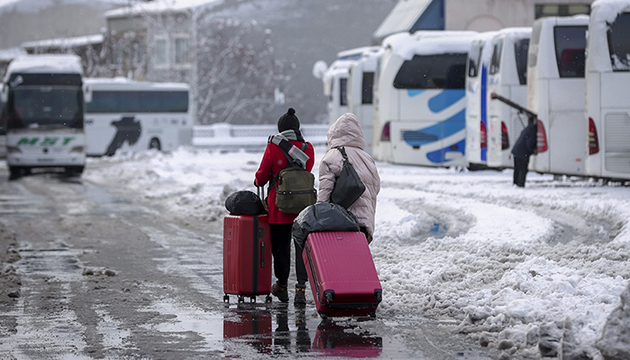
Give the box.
[394,54,468,89]
[9,86,83,130]
[608,12,630,71]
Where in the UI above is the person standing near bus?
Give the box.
[511,122,537,187]
[254,108,315,303]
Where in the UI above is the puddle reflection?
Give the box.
[224,305,383,358]
[313,320,383,358]
[223,306,272,354]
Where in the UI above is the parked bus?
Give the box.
[347,48,383,157]
[465,31,496,169]
[373,31,477,167]
[486,27,531,169]
[0,54,88,179]
[83,78,192,157]
[314,47,380,124]
[527,15,589,177]
[585,0,630,181]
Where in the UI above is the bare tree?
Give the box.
[194,12,292,124]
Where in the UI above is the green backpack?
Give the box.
[274,143,316,214]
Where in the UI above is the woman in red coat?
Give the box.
[255,108,315,304]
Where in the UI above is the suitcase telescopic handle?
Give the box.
[257,185,268,213]
[260,241,265,268]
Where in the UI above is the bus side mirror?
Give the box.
[83,84,92,103]
[312,60,327,79]
[1,84,7,103]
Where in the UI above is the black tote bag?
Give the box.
[330,147,366,208]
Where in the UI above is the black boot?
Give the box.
[294,284,306,307]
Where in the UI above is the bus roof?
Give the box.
[492,27,532,41]
[384,31,477,60]
[84,77,190,91]
[4,54,83,79]
[336,46,381,61]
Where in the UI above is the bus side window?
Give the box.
[607,12,630,71]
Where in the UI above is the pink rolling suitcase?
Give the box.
[303,231,382,318]
[223,214,272,303]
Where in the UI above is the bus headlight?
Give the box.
[70,146,84,153]
[7,146,22,154]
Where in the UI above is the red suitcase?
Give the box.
[303,231,382,318]
[223,214,272,303]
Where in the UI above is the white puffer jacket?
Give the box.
[318,113,380,242]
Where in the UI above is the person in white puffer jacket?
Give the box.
[317,112,380,243]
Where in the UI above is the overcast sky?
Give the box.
[0,0,18,6]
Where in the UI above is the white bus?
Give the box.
[486,27,531,169]
[373,31,477,167]
[347,48,383,157]
[585,0,630,181]
[527,15,589,177]
[0,99,6,158]
[465,31,496,169]
[1,54,88,179]
[83,78,192,157]
[314,47,380,125]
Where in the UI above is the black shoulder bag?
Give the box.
[330,147,366,209]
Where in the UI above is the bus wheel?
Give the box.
[8,167,21,181]
[149,138,161,151]
[65,166,84,177]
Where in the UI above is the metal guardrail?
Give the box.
[193,123,330,151]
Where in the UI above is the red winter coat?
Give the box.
[255,140,315,224]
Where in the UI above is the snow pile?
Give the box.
[596,282,630,360]
[84,146,630,359]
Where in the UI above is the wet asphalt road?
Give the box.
[0,165,507,359]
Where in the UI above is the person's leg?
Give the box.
[522,158,530,187]
[270,223,292,286]
[294,240,308,306]
[269,223,292,302]
[515,157,527,187]
[360,226,371,244]
[294,241,308,287]
[513,157,520,186]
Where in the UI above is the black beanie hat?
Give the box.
[277,108,300,132]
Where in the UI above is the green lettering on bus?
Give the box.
[17,137,39,146]
[40,138,59,146]
[62,137,75,145]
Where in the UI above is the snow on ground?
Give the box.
[83,146,630,359]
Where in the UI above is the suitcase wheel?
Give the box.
[223,294,230,303]
[238,295,245,303]
[323,290,335,305]
[265,295,272,303]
